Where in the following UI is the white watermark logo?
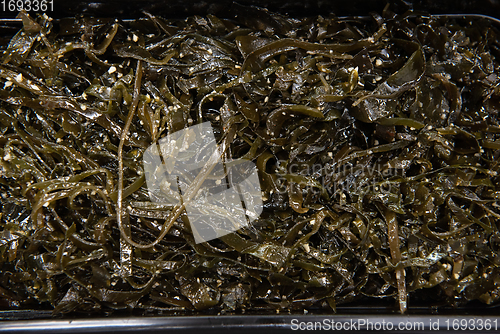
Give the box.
[143,122,263,243]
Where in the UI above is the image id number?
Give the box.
[1,0,53,12]
[445,318,498,331]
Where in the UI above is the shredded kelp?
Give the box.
[0,6,500,315]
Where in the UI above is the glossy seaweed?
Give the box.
[0,6,499,315]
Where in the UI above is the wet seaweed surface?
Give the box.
[0,6,500,316]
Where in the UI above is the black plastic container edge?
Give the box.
[0,0,499,19]
[1,1,500,332]
[3,315,500,333]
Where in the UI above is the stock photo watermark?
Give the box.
[143,121,263,243]
[272,157,402,197]
[143,122,402,243]
[290,317,499,331]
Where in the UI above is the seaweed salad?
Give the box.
[0,3,500,316]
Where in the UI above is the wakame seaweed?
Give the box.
[0,5,499,315]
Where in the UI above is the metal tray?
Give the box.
[1,1,500,332]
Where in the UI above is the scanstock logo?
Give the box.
[143,122,263,243]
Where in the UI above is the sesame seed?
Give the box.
[303,243,310,253]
